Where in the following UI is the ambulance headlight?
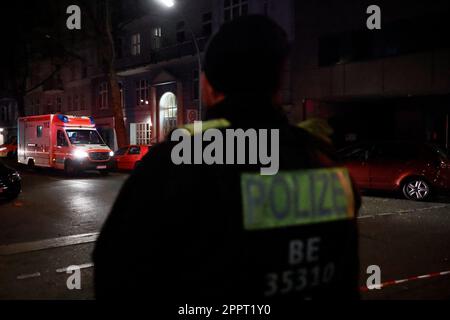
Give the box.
[73,150,89,159]
[109,151,114,157]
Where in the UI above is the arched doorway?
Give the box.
[159,92,178,138]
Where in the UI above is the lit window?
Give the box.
[159,92,178,137]
[131,33,141,56]
[152,27,162,50]
[37,125,43,138]
[135,122,151,145]
[135,80,149,106]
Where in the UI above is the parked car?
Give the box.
[113,145,151,170]
[0,136,17,159]
[338,141,450,201]
[0,160,21,200]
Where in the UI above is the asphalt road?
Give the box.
[0,164,449,300]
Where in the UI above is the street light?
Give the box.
[156,0,175,8]
[156,0,203,121]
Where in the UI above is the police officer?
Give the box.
[93,15,361,303]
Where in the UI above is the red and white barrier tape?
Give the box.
[360,270,450,292]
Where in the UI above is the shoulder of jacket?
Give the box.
[180,118,231,135]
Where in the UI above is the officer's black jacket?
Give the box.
[93,95,361,302]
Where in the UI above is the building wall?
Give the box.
[291,0,450,123]
[0,98,17,144]
[23,0,296,148]
[113,0,295,145]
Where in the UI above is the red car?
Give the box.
[113,145,150,170]
[0,137,17,159]
[338,141,450,201]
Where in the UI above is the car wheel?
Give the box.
[64,160,78,177]
[6,184,21,200]
[402,178,431,201]
[27,159,35,171]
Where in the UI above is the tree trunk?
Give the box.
[102,0,128,148]
[108,70,127,148]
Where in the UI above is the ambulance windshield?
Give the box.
[66,129,105,145]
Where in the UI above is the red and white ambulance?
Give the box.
[17,114,114,175]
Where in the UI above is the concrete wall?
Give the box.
[291,0,450,122]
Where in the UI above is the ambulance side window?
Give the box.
[37,126,43,138]
[57,130,68,147]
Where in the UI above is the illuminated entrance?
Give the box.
[159,92,178,138]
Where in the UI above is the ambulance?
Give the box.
[17,114,114,175]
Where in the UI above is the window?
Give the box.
[159,92,178,137]
[37,125,43,138]
[57,130,68,147]
[135,123,151,145]
[99,82,108,109]
[224,0,248,22]
[66,129,104,145]
[373,143,420,161]
[338,145,369,161]
[114,147,128,156]
[202,12,212,37]
[56,97,62,113]
[176,21,186,43]
[131,33,141,56]
[128,146,141,155]
[135,80,149,106]
[152,27,162,50]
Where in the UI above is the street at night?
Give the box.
[0,0,449,314]
[1,166,449,299]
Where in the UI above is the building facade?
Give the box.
[24,0,295,149]
[291,0,450,149]
[0,98,17,145]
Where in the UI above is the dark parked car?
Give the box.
[338,141,450,201]
[0,160,21,200]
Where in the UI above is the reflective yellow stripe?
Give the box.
[241,168,355,231]
[182,118,231,135]
[297,118,333,144]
